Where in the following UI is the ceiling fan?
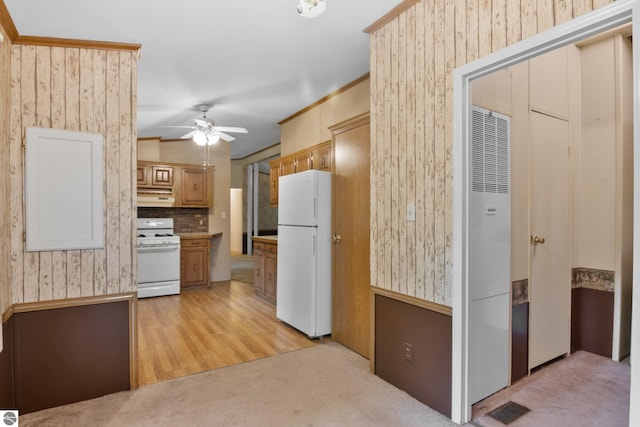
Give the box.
[173,104,248,146]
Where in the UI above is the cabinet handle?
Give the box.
[268,273,271,281]
[256,269,260,277]
[193,183,197,191]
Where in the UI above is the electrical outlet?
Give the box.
[404,342,413,363]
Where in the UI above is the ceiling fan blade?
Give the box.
[160,125,197,129]
[180,130,198,139]
[217,132,236,142]
[194,118,212,128]
[214,126,247,134]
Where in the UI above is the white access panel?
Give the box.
[25,127,104,251]
[469,293,510,404]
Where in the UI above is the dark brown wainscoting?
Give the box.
[511,302,529,382]
[374,293,452,418]
[571,287,614,358]
[0,317,15,408]
[6,294,135,414]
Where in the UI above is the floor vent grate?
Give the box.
[487,401,531,425]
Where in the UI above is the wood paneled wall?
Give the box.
[368,0,612,306]
[1,25,11,318]
[9,45,138,304]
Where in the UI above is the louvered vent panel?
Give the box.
[471,106,510,194]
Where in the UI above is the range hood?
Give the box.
[137,188,175,208]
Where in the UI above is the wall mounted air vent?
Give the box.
[471,106,510,194]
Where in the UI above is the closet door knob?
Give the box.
[531,235,545,245]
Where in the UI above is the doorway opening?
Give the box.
[452,1,640,423]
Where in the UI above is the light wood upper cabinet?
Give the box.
[280,157,296,176]
[315,142,331,171]
[151,165,173,187]
[137,160,213,208]
[269,165,280,206]
[294,152,313,172]
[179,167,212,208]
[137,162,174,188]
[268,141,332,206]
[137,164,150,186]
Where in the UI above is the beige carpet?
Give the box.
[471,350,630,426]
[20,341,455,427]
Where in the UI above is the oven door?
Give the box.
[137,244,180,284]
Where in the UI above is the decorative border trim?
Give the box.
[572,268,615,292]
[512,279,528,305]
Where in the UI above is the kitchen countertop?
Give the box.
[177,232,223,239]
[252,235,278,244]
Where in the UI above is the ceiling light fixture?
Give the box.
[193,131,220,146]
[297,0,326,18]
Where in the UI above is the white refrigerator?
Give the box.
[276,169,332,338]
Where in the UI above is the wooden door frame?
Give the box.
[452,1,640,424]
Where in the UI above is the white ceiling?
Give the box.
[5,0,401,159]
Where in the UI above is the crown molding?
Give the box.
[0,0,18,41]
[0,0,141,53]
[14,35,141,53]
[363,0,421,34]
[278,72,369,125]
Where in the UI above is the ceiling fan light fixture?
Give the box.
[208,135,220,145]
[193,131,208,146]
[297,0,326,18]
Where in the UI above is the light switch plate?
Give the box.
[406,203,416,222]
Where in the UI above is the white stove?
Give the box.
[136,218,181,298]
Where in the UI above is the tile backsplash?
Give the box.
[138,207,208,233]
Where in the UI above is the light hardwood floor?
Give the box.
[137,280,317,386]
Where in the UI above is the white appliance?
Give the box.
[468,106,511,403]
[136,218,181,298]
[276,170,332,338]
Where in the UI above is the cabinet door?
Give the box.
[181,239,210,288]
[294,152,313,173]
[181,168,209,207]
[151,165,174,187]
[269,166,280,206]
[264,249,277,304]
[137,164,150,186]
[316,143,332,171]
[253,243,265,296]
[280,157,296,176]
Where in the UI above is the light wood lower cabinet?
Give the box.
[180,237,210,289]
[252,238,277,304]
